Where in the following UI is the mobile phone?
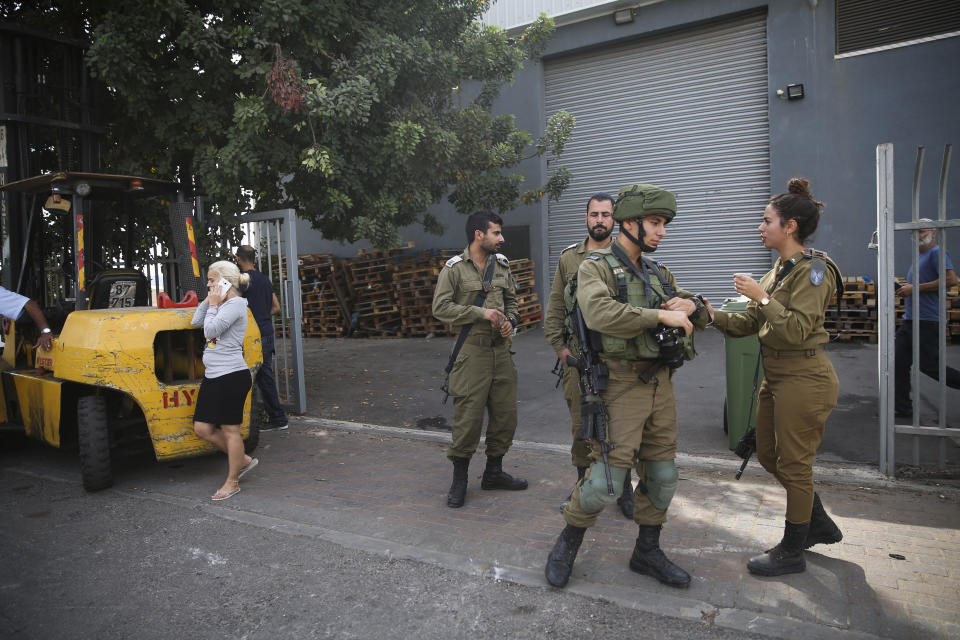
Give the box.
[893,281,903,291]
[219,278,232,297]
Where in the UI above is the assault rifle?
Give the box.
[565,304,616,497]
[734,427,756,480]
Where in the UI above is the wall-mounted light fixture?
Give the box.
[776,83,805,100]
[613,8,635,25]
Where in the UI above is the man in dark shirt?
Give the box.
[236,245,287,430]
[893,220,960,416]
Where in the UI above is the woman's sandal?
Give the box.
[238,457,259,480]
[211,483,240,501]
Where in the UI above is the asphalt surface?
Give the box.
[2,328,959,640]
[0,447,769,640]
[301,328,960,469]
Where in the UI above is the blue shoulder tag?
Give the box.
[810,257,826,286]
[586,255,601,261]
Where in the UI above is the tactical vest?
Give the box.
[564,248,696,362]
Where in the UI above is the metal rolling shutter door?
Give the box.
[544,12,771,301]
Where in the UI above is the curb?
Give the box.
[301,416,959,495]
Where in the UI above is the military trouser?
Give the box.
[562,363,593,468]
[446,341,518,460]
[756,348,839,524]
[563,361,678,528]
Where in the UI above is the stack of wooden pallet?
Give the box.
[279,245,543,339]
[394,249,459,337]
[820,276,960,344]
[510,257,542,334]
[287,254,350,338]
[825,276,878,342]
[346,245,413,336]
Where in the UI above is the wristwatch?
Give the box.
[41,328,52,334]
[691,295,706,319]
[758,296,771,307]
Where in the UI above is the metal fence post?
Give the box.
[876,143,895,476]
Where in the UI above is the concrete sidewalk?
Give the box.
[105,417,959,640]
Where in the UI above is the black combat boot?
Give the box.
[616,471,635,520]
[629,525,691,588]
[545,524,586,588]
[481,455,528,490]
[447,457,469,508]
[804,493,843,549]
[748,521,809,576]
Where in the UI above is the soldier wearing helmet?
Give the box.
[545,184,708,590]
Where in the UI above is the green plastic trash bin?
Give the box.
[721,297,764,451]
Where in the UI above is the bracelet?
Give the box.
[40,327,52,334]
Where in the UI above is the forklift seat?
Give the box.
[87,269,150,309]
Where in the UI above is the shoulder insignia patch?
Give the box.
[445,255,463,268]
[810,257,827,286]
[496,253,509,267]
[586,255,601,261]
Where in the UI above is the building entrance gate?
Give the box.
[876,143,957,475]
[239,208,307,415]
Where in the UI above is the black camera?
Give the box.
[653,324,685,370]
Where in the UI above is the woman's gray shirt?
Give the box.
[191,297,249,378]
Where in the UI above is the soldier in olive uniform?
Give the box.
[432,210,528,508]
[543,192,634,518]
[705,178,844,576]
[545,184,708,589]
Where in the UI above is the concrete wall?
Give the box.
[298,0,960,291]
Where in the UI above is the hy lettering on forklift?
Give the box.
[162,388,198,409]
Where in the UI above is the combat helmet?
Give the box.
[613,184,677,222]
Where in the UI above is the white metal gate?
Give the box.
[876,143,956,476]
[239,209,307,414]
[543,11,771,301]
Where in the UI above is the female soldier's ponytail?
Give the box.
[770,177,824,244]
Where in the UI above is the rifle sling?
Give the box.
[444,257,498,375]
[609,243,674,305]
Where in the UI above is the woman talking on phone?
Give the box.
[192,260,258,501]
[704,178,844,576]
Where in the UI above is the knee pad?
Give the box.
[579,462,629,513]
[642,460,678,510]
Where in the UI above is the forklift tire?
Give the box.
[244,399,262,455]
[78,395,113,492]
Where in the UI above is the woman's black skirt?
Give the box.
[193,369,253,426]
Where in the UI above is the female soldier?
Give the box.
[705,178,844,576]
[192,260,258,501]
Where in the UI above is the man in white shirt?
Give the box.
[0,286,53,352]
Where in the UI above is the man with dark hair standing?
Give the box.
[235,245,287,431]
[432,210,527,508]
[544,184,707,590]
[543,193,634,519]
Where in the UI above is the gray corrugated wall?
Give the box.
[544,12,770,301]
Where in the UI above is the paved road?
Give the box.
[3,421,957,640]
[299,328,960,468]
[0,462,769,640]
[3,329,959,639]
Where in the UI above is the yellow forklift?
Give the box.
[0,172,262,490]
